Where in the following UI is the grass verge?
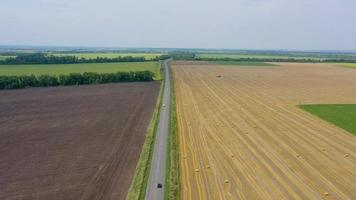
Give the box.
[299,104,356,136]
[126,62,164,200]
[164,63,180,200]
[211,61,277,66]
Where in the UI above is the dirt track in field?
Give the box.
[172,62,356,200]
[0,82,159,200]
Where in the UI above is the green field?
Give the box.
[338,63,356,68]
[0,56,15,61]
[299,104,356,136]
[0,62,162,80]
[212,61,277,66]
[52,53,162,59]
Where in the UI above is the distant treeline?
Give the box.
[0,53,170,65]
[195,57,356,63]
[2,52,355,64]
[0,71,154,90]
[168,52,196,60]
[165,51,356,63]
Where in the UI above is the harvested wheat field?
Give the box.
[172,61,356,200]
[0,82,159,200]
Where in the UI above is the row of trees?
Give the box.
[0,71,154,90]
[160,51,356,63]
[1,52,356,64]
[168,52,196,60]
[195,57,356,63]
[0,53,170,65]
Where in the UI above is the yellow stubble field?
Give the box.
[172,61,356,200]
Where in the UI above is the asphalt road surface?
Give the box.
[145,60,171,200]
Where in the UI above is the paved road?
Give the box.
[145,59,172,200]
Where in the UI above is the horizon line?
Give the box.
[0,44,356,53]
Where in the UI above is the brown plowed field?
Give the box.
[0,82,159,200]
[172,62,356,200]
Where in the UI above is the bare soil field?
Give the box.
[172,62,356,200]
[0,82,159,200]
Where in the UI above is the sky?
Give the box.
[1,0,356,50]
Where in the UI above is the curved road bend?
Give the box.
[145,59,172,200]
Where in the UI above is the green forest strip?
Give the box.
[211,61,277,66]
[191,55,356,63]
[164,64,180,200]
[0,71,154,90]
[0,53,166,65]
[126,63,164,200]
[196,53,356,62]
[299,104,356,136]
